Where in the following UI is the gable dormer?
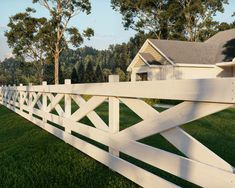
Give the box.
[127,40,171,71]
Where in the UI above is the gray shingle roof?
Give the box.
[206,28,235,62]
[148,29,235,65]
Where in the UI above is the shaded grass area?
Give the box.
[0,103,235,188]
[0,105,138,188]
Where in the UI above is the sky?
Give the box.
[0,0,234,61]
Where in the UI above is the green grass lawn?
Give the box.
[0,103,235,188]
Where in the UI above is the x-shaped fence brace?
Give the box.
[0,77,235,188]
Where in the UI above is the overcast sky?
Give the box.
[0,0,234,60]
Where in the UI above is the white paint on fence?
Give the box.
[0,76,235,188]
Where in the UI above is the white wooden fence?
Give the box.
[0,76,235,188]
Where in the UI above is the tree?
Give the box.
[111,0,228,41]
[59,62,65,84]
[216,22,232,31]
[33,0,94,84]
[95,64,104,82]
[84,61,94,83]
[0,57,38,85]
[44,61,54,84]
[102,68,112,82]
[5,8,50,83]
[77,63,85,83]
[71,67,78,83]
[111,0,183,39]
[115,68,126,81]
[177,0,228,41]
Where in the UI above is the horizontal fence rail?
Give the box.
[0,76,235,188]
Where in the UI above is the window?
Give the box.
[136,72,148,81]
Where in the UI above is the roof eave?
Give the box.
[216,61,235,67]
[127,40,151,72]
[175,63,216,68]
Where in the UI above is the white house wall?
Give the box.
[176,66,229,79]
[131,65,233,81]
[131,66,152,81]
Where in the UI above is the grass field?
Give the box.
[0,103,235,188]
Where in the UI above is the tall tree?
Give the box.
[111,0,182,39]
[84,61,94,83]
[111,0,228,41]
[33,0,94,84]
[115,68,126,81]
[71,67,78,83]
[102,68,112,82]
[177,0,228,41]
[77,63,85,83]
[5,8,49,83]
[95,64,104,82]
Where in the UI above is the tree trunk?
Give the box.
[54,0,61,85]
[39,61,44,84]
[54,50,59,85]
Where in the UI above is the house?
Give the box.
[127,29,235,81]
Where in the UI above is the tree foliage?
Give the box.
[84,61,95,83]
[0,58,38,85]
[5,8,50,83]
[32,0,94,84]
[111,0,228,41]
[95,64,104,82]
[77,63,85,83]
[71,67,78,83]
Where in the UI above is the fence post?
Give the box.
[19,83,23,111]
[28,83,33,116]
[4,85,7,105]
[0,85,3,105]
[109,75,120,156]
[12,84,16,108]
[42,81,47,128]
[0,85,2,104]
[2,85,5,105]
[64,79,71,134]
[7,84,11,106]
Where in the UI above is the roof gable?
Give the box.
[127,40,171,71]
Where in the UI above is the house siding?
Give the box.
[176,66,223,79]
[131,65,232,81]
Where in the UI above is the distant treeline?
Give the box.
[0,32,151,85]
[0,20,235,86]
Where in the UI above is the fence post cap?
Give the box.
[109,75,119,82]
[65,79,71,85]
[19,83,23,86]
[42,81,47,85]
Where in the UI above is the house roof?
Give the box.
[127,29,235,71]
[149,29,235,65]
[205,28,235,62]
[149,39,218,65]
